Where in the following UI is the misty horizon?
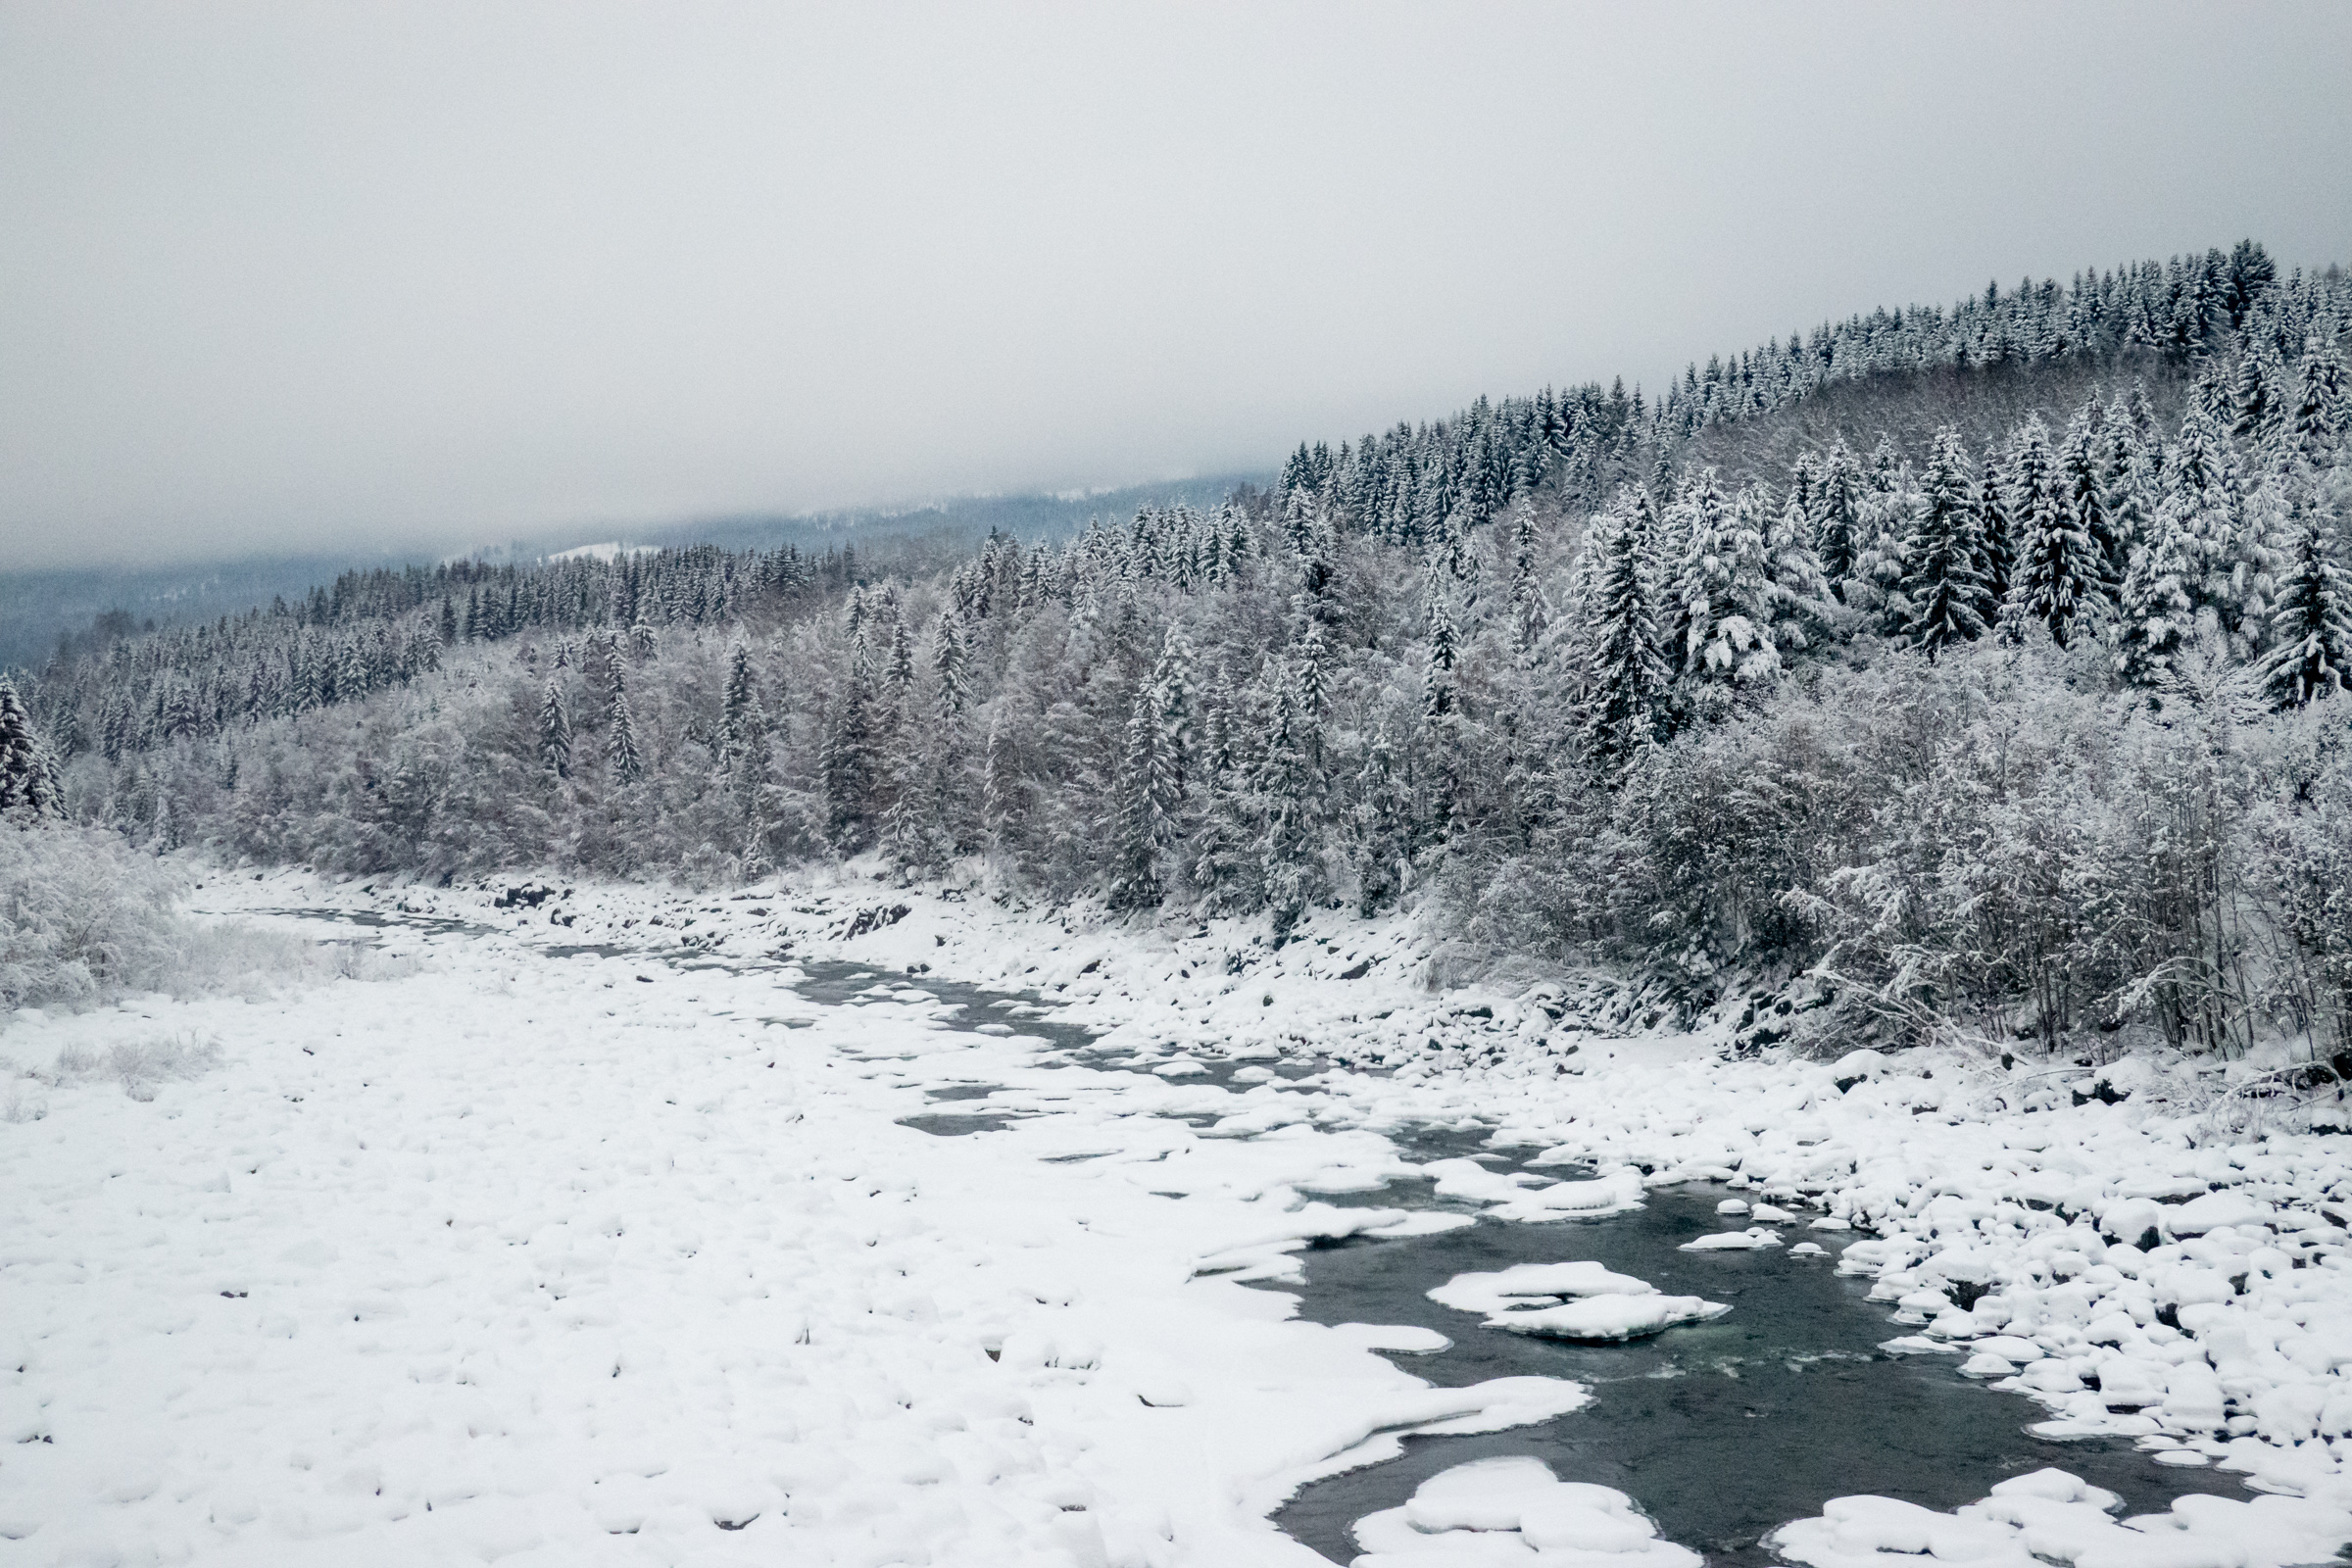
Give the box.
[5,2,2349,571]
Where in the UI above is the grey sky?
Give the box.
[3,2,2348,570]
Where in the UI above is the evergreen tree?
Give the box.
[1572,501,1672,767]
[721,638,761,751]
[2262,512,2352,707]
[1973,457,2014,621]
[931,611,969,721]
[885,617,916,709]
[2288,330,2348,465]
[2230,351,2280,448]
[1422,563,1459,721]
[606,690,645,784]
[2002,416,2105,647]
[2167,405,2273,654]
[1809,440,1863,591]
[0,677,65,818]
[2057,402,2126,604]
[538,680,572,779]
[819,655,878,849]
[2115,492,2202,685]
[1506,497,1544,654]
[1108,627,1193,910]
[1899,428,1988,658]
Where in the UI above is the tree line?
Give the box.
[6,241,2350,1060]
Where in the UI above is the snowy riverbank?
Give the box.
[7,864,2352,1566]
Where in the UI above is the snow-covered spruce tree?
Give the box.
[2058,401,2129,605]
[1571,499,1671,769]
[1108,626,1192,911]
[1254,660,1320,928]
[1973,453,2014,621]
[1506,496,1544,655]
[537,680,571,779]
[1898,427,1988,659]
[820,640,880,851]
[930,610,969,724]
[1843,438,1914,634]
[2288,329,2348,466]
[2262,511,2352,707]
[606,689,645,785]
[0,676,66,818]
[720,637,761,754]
[2231,350,2282,450]
[1660,468,1728,676]
[2116,486,2203,686]
[1674,474,1814,687]
[2001,415,2106,648]
[1808,439,1863,594]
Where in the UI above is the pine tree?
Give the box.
[2057,402,2126,605]
[2002,416,2105,647]
[2115,492,2201,685]
[538,680,572,779]
[885,617,916,709]
[930,611,969,721]
[721,638,761,751]
[2230,351,2280,448]
[1899,428,1987,658]
[0,677,65,818]
[819,656,878,849]
[1422,572,1458,721]
[2166,405,2273,654]
[1255,663,1318,924]
[1109,627,1194,910]
[1573,501,1672,767]
[606,690,645,784]
[2262,511,2352,707]
[1506,497,1544,654]
[1973,458,2013,621]
[2288,331,2348,465]
[1809,440,1863,591]
[1845,445,1914,634]
[1662,468,1730,672]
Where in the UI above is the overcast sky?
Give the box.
[2,2,2348,570]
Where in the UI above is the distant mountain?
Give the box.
[0,473,1265,671]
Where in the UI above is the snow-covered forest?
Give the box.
[8,242,2351,1061]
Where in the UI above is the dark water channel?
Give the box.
[276,911,2261,1565]
[785,957,2254,1565]
[1267,1129,2246,1564]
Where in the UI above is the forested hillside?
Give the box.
[8,242,2351,1060]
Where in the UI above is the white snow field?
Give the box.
[8,864,2352,1566]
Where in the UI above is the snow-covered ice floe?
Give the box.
[1351,1456,1699,1566]
[1679,1226,1786,1251]
[1768,1465,2352,1568]
[1419,1158,1646,1223]
[1427,1261,1730,1342]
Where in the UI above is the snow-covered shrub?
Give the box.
[0,823,189,1009]
[0,824,319,1012]
[34,1032,221,1101]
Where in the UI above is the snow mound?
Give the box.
[1428,1260,1657,1317]
[1680,1227,1786,1251]
[1487,1295,1733,1343]
[1352,1455,1700,1565]
[1769,1466,2352,1568]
